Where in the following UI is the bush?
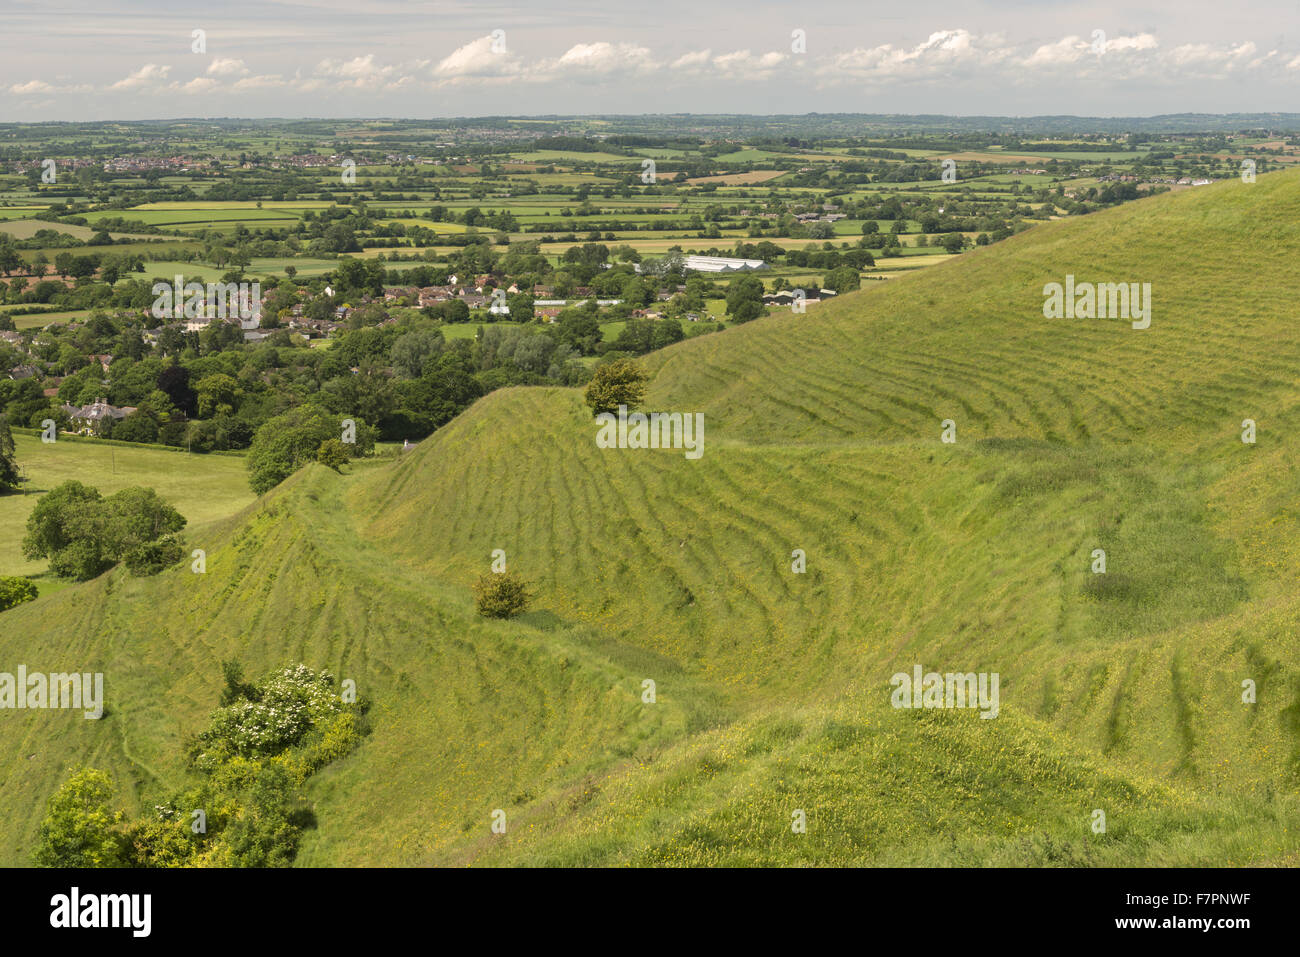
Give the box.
[194,664,345,763]
[472,572,532,619]
[317,438,349,471]
[0,575,38,612]
[123,534,186,576]
[583,357,647,416]
[34,769,129,868]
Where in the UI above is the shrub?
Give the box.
[0,575,37,612]
[583,358,647,416]
[34,768,129,868]
[123,534,186,576]
[194,664,344,763]
[316,438,349,471]
[472,572,532,619]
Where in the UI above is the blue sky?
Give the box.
[3,0,1299,119]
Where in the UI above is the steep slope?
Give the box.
[4,170,1300,865]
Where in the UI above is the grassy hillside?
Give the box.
[4,170,1300,866]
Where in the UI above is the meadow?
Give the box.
[0,433,254,585]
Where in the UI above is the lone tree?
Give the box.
[472,572,531,619]
[584,358,647,416]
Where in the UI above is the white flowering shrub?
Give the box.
[196,665,343,761]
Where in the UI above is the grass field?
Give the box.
[3,170,1300,866]
[0,218,157,241]
[1,309,93,329]
[0,434,254,585]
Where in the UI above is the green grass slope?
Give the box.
[4,170,1300,865]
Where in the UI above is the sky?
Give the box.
[3,0,1300,120]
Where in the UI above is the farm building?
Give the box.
[682,255,769,273]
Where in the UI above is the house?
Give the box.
[62,397,136,435]
[8,364,39,380]
[417,286,454,307]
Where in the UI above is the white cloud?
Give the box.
[822,29,1003,81]
[313,54,407,90]
[670,49,713,72]
[546,42,655,77]
[110,63,171,90]
[207,57,250,78]
[232,74,286,91]
[711,49,788,79]
[176,77,221,95]
[9,79,55,94]
[433,36,523,82]
[1023,35,1091,67]
[1108,33,1160,54]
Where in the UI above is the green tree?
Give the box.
[389,328,444,379]
[247,405,372,495]
[939,232,968,254]
[194,373,240,418]
[823,265,861,294]
[0,414,19,493]
[34,769,129,867]
[725,274,765,323]
[22,480,106,579]
[584,357,648,416]
[507,293,535,322]
[22,481,185,581]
